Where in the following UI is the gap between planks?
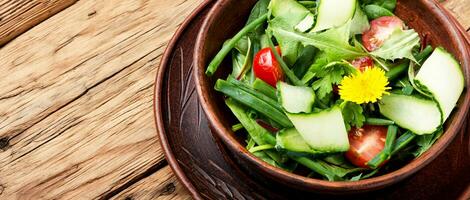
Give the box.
[0,0,79,46]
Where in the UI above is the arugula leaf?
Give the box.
[247,0,270,24]
[340,101,366,130]
[269,0,315,65]
[246,0,270,39]
[270,20,367,62]
[364,4,394,19]
[360,0,397,11]
[311,61,356,99]
[371,29,420,62]
[270,17,303,65]
[350,4,370,35]
[292,45,318,78]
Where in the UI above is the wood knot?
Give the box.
[124,196,133,200]
[0,137,10,151]
[159,183,175,196]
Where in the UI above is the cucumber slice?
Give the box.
[269,0,315,32]
[379,94,441,135]
[278,82,315,113]
[414,47,465,121]
[276,128,319,154]
[311,0,357,32]
[286,107,349,152]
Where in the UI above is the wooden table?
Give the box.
[0,0,467,199]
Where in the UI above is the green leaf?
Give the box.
[269,18,303,65]
[371,29,420,62]
[247,0,270,24]
[268,0,315,65]
[364,5,394,19]
[231,38,252,79]
[311,61,356,99]
[350,4,370,35]
[413,129,443,157]
[301,52,331,83]
[269,0,314,32]
[270,20,367,62]
[292,45,318,78]
[360,0,397,11]
[317,160,365,178]
[340,101,366,130]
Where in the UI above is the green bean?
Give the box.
[216,79,292,127]
[415,45,433,63]
[391,131,416,155]
[365,118,395,126]
[206,14,268,76]
[249,144,275,153]
[385,62,408,81]
[226,76,282,111]
[252,78,277,100]
[367,125,398,169]
[266,31,305,86]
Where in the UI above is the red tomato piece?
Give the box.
[351,56,374,72]
[345,125,388,168]
[253,46,284,87]
[362,16,405,52]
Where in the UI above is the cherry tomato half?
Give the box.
[351,56,374,72]
[345,125,388,168]
[253,46,284,87]
[362,16,404,52]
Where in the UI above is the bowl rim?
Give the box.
[154,1,213,199]
[194,0,470,192]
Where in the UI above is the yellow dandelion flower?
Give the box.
[339,67,391,104]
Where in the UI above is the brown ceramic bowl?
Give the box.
[194,0,470,194]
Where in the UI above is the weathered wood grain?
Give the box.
[443,0,470,31]
[111,166,191,200]
[0,0,78,46]
[0,0,201,199]
[0,0,467,199]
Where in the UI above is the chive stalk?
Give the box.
[367,125,398,169]
[266,31,304,86]
[415,45,433,63]
[226,76,282,111]
[216,80,292,127]
[253,78,277,100]
[391,131,416,155]
[365,118,395,126]
[385,62,408,81]
[206,14,269,76]
[232,123,244,132]
[249,144,275,153]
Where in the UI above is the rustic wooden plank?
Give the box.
[0,0,78,46]
[0,0,202,199]
[443,0,470,30]
[0,48,163,199]
[0,0,199,143]
[111,166,191,200]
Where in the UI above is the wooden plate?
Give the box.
[154,1,470,199]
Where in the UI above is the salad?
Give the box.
[205,0,465,181]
